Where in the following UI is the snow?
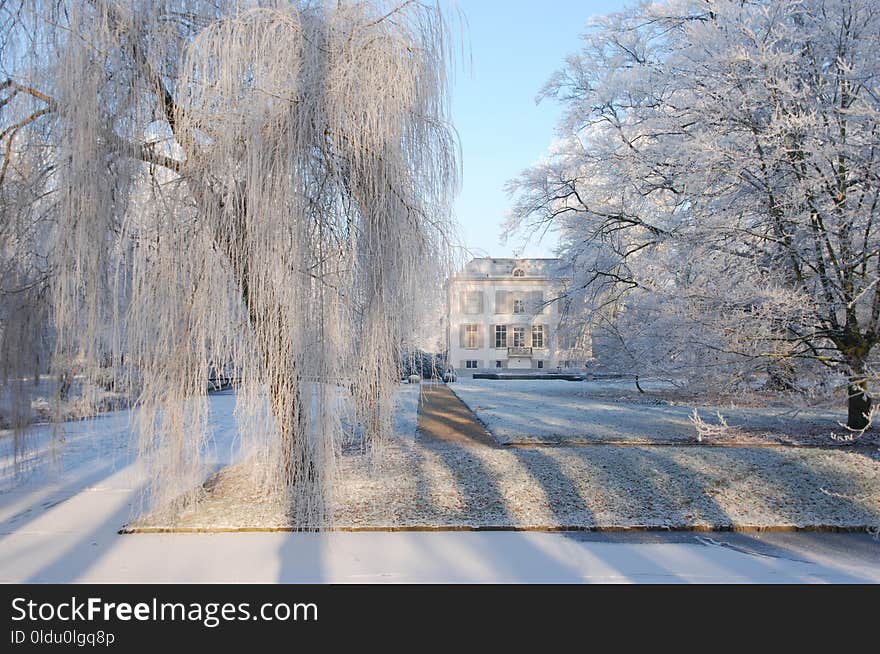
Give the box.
[6,384,879,536]
[333,441,880,531]
[3,492,880,582]
[0,375,130,429]
[392,383,421,440]
[448,379,862,446]
[114,383,880,532]
[0,391,243,493]
[0,384,420,530]
[2,417,879,583]
[1,386,879,582]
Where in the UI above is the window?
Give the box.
[466,360,479,369]
[464,291,482,315]
[532,325,545,349]
[494,325,507,348]
[495,360,503,369]
[513,299,525,314]
[513,268,525,277]
[537,360,544,369]
[512,327,526,348]
[465,324,479,349]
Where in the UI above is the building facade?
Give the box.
[446,258,584,374]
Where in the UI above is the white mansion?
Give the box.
[446,258,586,374]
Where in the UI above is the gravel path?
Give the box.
[416,383,496,446]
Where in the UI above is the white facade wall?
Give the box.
[446,258,583,375]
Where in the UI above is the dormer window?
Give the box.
[513,268,525,277]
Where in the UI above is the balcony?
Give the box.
[507,346,533,357]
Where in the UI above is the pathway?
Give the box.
[415,382,496,446]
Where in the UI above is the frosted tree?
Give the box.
[0,141,53,428]
[2,0,458,525]
[507,0,880,429]
[0,30,56,429]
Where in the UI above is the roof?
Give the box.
[453,257,566,279]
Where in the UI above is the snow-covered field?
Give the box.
[1,385,879,582]
[4,382,880,534]
[0,390,243,495]
[0,375,131,429]
[108,382,880,533]
[154,433,880,532]
[448,379,862,446]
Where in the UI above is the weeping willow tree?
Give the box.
[1,0,458,526]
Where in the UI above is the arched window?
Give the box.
[513,268,525,277]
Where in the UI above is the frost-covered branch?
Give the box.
[3,0,460,528]
[508,0,880,428]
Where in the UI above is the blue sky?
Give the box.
[451,0,627,259]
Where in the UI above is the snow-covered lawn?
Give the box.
[2,391,878,581]
[4,383,880,534]
[0,375,131,429]
[143,434,880,531]
[0,382,420,497]
[0,390,244,495]
[448,379,863,446]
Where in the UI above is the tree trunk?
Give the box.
[841,343,874,431]
[270,374,297,487]
[266,336,308,488]
[242,285,312,489]
[847,376,872,431]
[199,185,305,490]
[58,369,73,401]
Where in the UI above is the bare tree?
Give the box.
[0,64,55,428]
[507,0,880,429]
